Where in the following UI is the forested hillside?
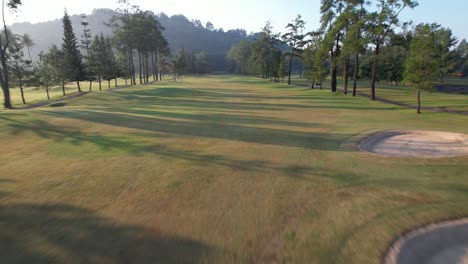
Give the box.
[10,9,249,71]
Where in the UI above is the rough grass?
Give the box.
[0,75,467,263]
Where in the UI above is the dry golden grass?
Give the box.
[0,75,467,263]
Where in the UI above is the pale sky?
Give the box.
[6,0,468,40]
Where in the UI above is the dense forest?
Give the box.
[10,8,249,71]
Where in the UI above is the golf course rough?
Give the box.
[359,130,468,158]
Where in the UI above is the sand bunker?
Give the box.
[359,130,468,158]
[384,218,468,264]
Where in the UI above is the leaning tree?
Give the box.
[0,0,22,108]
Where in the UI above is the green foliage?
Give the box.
[194,52,209,74]
[36,51,58,88]
[303,35,328,85]
[227,40,252,74]
[89,35,118,82]
[455,39,468,76]
[404,24,439,91]
[61,11,86,84]
[282,14,307,84]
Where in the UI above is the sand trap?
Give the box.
[359,130,468,158]
[384,218,468,264]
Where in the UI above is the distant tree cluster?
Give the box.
[0,0,173,108]
[227,0,468,113]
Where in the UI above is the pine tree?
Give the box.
[89,35,105,90]
[103,36,118,88]
[81,14,93,90]
[282,15,306,85]
[61,11,85,92]
[404,24,439,114]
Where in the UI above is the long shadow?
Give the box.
[100,108,323,128]
[113,87,398,111]
[4,120,420,188]
[0,203,214,263]
[6,119,153,155]
[40,109,348,150]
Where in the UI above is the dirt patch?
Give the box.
[384,218,468,264]
[359,130,468,158]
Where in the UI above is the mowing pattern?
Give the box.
[0,76,468,263]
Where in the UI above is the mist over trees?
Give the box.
[9,8,249,72]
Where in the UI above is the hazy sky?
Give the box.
[6,0,468,40]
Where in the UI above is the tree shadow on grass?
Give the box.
[110,87,402,111]
[40,109,347,150]
[0,203,215,264]
[101,108,323,128]
[4,120,419,188]
[7,120,149,153]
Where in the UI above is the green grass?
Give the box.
[0,75,468,263]
[292,76,468,111]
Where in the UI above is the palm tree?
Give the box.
[21,33,35,62]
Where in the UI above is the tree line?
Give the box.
[227,0,468,113]
[0,0,212,108]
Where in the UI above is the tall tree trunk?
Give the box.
[312,79,315,89]
[98,77,102,91]
[288,51,294,85]
[151,51,156,82]
[344,56,349,95]
[330,34,340,93]
[19,80,26,104]
[76,81,81,92]
[89,80,92,91]
[62,81,66,96]
[114,77,117,87]
[129,50,136,85]
[45,82,50,100]
[1,81,11,108]
[353,53,359,97]
[417,87,421,114]
[127,52,133,85]
[145,54,149,83]
[108,80,111,89]
[159,66,162,81]
[138,51,143,85]
[125,78,128,86]
[331,61,337,93]
[154,52,159,81]
[0,52,12,108]
[370,43,380,100]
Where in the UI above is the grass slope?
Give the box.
[0,75,467,263]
